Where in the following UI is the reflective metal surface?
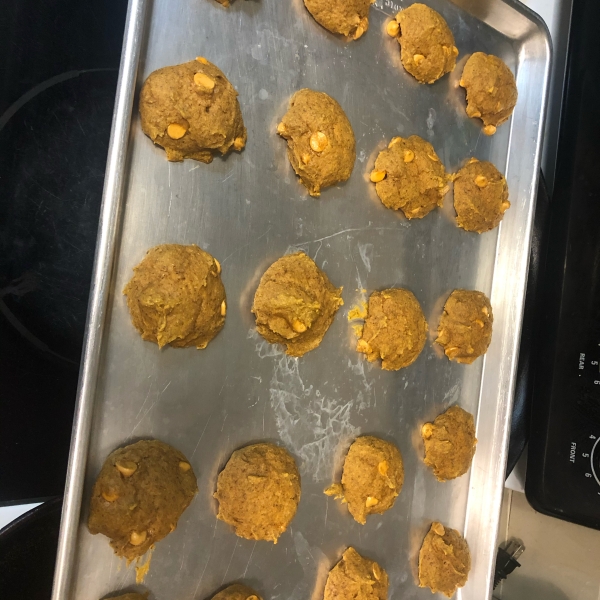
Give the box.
[52,0,550,599]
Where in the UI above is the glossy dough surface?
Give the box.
[326,436,404,524]
[453,159,510,233]
[304,0,370,39]
[252,252,343,356]
[324,547,389,600]
[278,89,355,197]
[436,289,493,364]
[371,135,448,219]
[140,58,246,162]
[460,52,518,133]
[389,4,458,84]
[357,288,428,370]
[88,440,198,561]
[422,405,477,481]
[123,244,226,350]
[214,443,301,542]
[419,522,471,597]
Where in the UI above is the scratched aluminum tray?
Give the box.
[51,0,550,598]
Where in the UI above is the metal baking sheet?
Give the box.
[52,0,550,599]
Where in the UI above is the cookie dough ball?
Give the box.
[324,547,388,600]
[252,252,343,357]
[139,58,246,163]
[88,440,198,560]
[123,244,226,349]
[370,136,448,219]
[419,522,471,597]
[211,584,262,600]
[436,289,493,364]
[460,52,518,135]
[356,289,428,370]
[214,443,301,543]
[422,406,477,481]
[387,4,458,84]
[304,0,370,40]
[325,436,404,524]
[277,89,355,197]
[453,159,510,233]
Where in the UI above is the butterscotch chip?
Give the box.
[140,59,246,163]
[129,531,147,546]
[390,4,458,84]
[453,160,510,233]
[88,440,197,561]
[193,72,215,90]
[370,169,386,183]
[324,548,388,600]
[252,252,343,357]
[325,436,404,524]
[436,290,493,364]
[371,135,448,219]
[167,123,188,139]
[123,244,225,349]
[304,0,371,39]
[419,522,471,597]
[460,52,518,131]
[214,443,301,543]
[386,19,399,37]
[101,490,118,502]
[357,288,428,370]
[422,405,477,481]
[278,89,355,197]
[210,583,263,600]
[115,461,137,477]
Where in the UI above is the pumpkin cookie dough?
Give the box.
[419,522,471,597]
[88,440,198,561]
[356,289,428,370]
[211,584,262,600]
[453,159,510,233]
[460,52,518,135]
[304,0,371,40]
[123,244,226,350]
[214,443,301,543]
[370,135,448,219]
[325,436,404,524]
[422,406,477,481]
[277,89,355,197]
[324,547,388,600]
[252,252,343,356]
[139,58,246,162]
[436,289,493,364]
[386,4,458,84]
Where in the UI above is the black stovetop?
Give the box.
[526,0,600,530]
[0,0,126,504]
